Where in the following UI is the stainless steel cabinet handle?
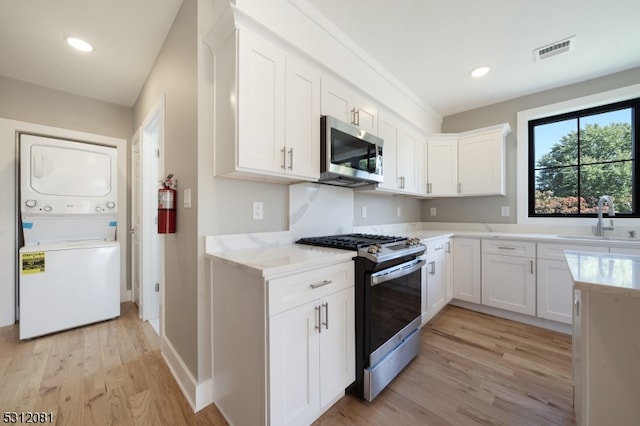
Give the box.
[310,279,332,289]
[322,302,329,330]
[280,147,286,169]
[574,295,580,316]
[458,182,461,193]
[445,241,450,253]
[355,109,360,126]
[497,246,516,251]
[287,148,293,170]
[315,305,322,333]
[429,261,436,275]
[351,108,357,126]
[530,260,534,275]
[427,183,432,193]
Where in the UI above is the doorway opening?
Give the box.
[131,96,165,336]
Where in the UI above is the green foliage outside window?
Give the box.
[530,98,638,217]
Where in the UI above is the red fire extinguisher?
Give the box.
[158,174,176,234]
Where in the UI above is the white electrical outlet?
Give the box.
[253,201,264,220]
[430,207,437,216]
[361,206,367,218]
[501,206,510,217]
[397,206,402,217]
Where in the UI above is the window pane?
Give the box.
[534,168,579,214]
[534,119,578,167]
[579,108,633,163]
[580,162,633,213]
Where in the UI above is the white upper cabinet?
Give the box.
[426,136,458,196]
[458,125,509,196]
[376,113,420,195]
[425,123,511,198]
[213,29,320,182]
[377,117,398,192]
[285,56,321,180]
[321,77,378,135]
[237,30,286,174]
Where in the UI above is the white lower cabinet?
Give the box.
[481,240,536,315]
[211,260,354,426]
[537,243,608,324]
[573,288,640,425]
[270,286,354,426]
[423,238,448,323]
[452,238,481,303]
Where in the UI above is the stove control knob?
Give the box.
[367,244,382,254]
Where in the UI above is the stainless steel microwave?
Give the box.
[319,115,384,187]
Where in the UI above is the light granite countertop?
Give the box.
[565,250,640,297]
[206,242,355,279]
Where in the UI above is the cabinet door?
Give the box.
[427,137,458,196]
[444,240,453,303]
[396,127,418,193]
[238,31,286,173]
[537,259,573,324]
[481,254,536,315]
[426,252,446,318]
[270,301,321,426]
[320,77,377,134]
[452,238,481,303]
[319,288,355,408]
[285,57,321,179]
[352,101,378,135]
[458,131,505,195]
[377,117,398,191]
[321,78,352,126]
[415,137,428,195]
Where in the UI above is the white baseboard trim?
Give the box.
[161,336,215,412]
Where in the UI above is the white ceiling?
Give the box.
[0,0,183,107]
[308,0,640,116]
[0,0,639,115]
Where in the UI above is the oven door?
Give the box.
[368,257,424,366]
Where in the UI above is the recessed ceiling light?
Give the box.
[470,66,490,78]
[65,36,93,52]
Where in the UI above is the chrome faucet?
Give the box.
[593,195,615,237]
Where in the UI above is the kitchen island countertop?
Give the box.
[564,250,640,297]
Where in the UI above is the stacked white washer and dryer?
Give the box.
[18,134,120,340]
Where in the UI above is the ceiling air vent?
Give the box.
[534,36,575,62]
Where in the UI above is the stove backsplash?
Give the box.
[289,182,354,241]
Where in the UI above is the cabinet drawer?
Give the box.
[268,262,354,315]
[482,239,535,257]
[537,243,609,261]
[423,238,448,256]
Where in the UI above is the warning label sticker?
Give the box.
[22,252,45,274]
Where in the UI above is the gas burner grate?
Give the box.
[296,233,406,250]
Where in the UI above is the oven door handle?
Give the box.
[370,258,426,286]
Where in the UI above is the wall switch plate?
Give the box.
[183,188,191,208]
[397,206,402,217]
[501,206,510,217]
[430,207,437,216]
[361,206,367,218]
[253,201,264,220]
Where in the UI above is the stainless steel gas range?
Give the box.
[297,233,426,401]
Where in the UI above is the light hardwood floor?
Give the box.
[1,304,574,425]
[0,303,226,425]
[316,305,575,425]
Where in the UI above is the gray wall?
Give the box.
[0,76,132,139]
[133,0,200,378]
[424,66,640,224]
